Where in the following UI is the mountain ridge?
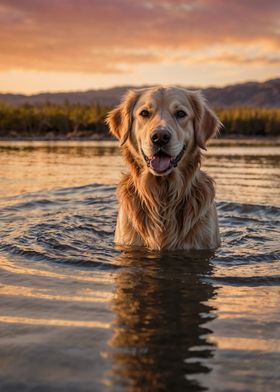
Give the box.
[0,78,279,107]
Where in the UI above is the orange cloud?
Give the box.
[0,0,279,73]
[193,54,280,65]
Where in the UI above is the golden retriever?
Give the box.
[106,87,221,250]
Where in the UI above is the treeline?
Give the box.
[0,102,279,138]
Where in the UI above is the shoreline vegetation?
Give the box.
[0,102,279,140]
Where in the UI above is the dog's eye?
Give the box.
[175,110,187,119]
[139,109,150,118]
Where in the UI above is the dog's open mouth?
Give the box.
[141,145,186,173]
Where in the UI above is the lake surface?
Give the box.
[0,141,279,392]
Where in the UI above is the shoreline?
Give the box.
[0,136,280,147]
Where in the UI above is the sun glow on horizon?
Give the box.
[0,0,279,94]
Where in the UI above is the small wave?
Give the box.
[0,242,120,270]
[218,201,280,220]
[0,185,279,279]
[205,275,280,287]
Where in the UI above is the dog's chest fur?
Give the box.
[117,169,216,250]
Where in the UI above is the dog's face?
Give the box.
[107,87,221,176]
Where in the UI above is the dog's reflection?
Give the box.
[106,248,217,391]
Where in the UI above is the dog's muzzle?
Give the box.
[141,144,186,173]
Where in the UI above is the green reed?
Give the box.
[216,107,280,137]
[0,103,279,138]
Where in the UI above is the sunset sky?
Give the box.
[0,0,279,94]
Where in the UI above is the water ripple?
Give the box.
[0,184,279,282]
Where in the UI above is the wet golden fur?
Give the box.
[106,87,221,250]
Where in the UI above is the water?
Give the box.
[0,141,279,391]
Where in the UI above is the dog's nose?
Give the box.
[150,130,171,146]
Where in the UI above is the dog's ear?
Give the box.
[106,89,140,146]
[189,91,222,150]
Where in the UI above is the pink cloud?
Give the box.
[0,0,279,72]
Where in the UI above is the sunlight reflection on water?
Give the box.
[0,141,279,391]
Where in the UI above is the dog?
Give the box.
[106,87,221,250]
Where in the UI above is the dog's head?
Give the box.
[106,87,221,176]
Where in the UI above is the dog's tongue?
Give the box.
[150,155,171,172]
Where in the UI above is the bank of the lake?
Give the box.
[0,136,280,148]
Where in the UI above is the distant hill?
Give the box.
[0,78,279,108]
